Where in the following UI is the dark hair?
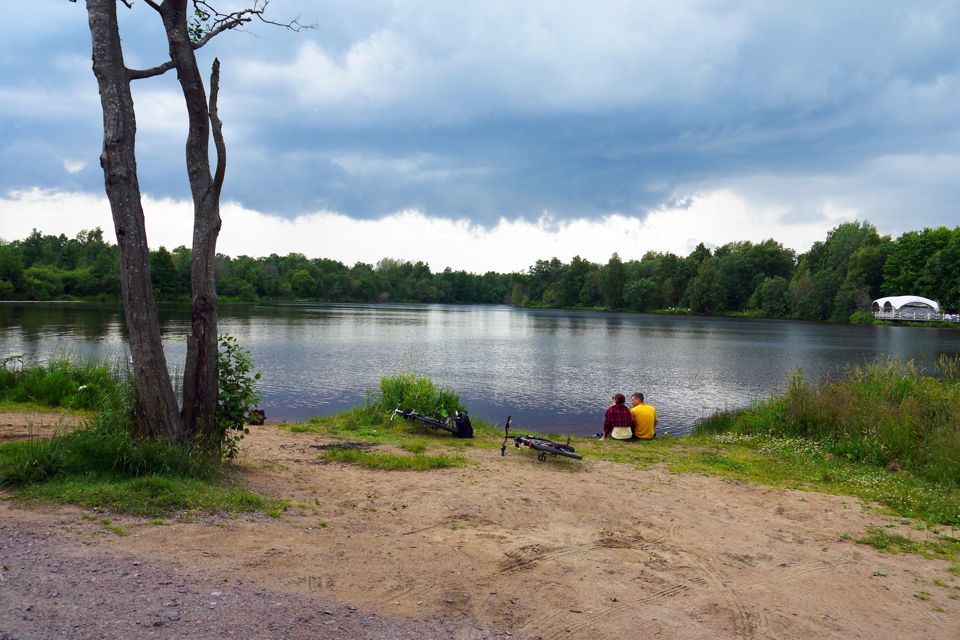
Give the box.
[613,393,626,405]
[632,392,644,402]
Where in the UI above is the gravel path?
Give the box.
[0,518,466,640]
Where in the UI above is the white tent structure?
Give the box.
[872,295,942,321]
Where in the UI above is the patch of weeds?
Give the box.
[399,439,428,454]
[914,592,932,601]
[933,578,950,588]
[949,565,960,577]
[148,519,168,526]
[321,447,466,471]
[265,505,286,518]
[871,571,887,577]
[856,527,960,561]
[97,518,129,537]
[16,475,285,517]
[288,424,314,434]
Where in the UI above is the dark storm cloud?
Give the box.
[3,0,960,235]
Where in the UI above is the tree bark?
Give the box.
[160,0,223,443]
[85,0,184,442]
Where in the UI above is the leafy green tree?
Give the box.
[150,247,179,301]
[684,257,722,314]
[601,253,626,309]
[623,278,661,312]
[750,276,789,317]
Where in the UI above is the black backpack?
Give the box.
[453,412,474,438]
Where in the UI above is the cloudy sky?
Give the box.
[1,1,958,271]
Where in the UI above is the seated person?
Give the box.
[630,392,657,440]
[603,393,634,440]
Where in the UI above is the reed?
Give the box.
[694,358,960,486]
[0,355,122,411]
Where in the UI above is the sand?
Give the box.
[2,419,958,639]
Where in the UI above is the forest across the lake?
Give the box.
[1,221,958,323]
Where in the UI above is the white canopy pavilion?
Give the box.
[872,295,942,320]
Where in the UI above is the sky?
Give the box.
[1,1,959,272]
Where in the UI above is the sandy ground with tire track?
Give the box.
[2,421,959,639]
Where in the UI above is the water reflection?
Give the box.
[2,302,960,435]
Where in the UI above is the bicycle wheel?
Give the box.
[528,440,582,460]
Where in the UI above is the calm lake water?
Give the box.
[2,302,960,435]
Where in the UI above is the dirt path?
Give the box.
[3,423,959,639]
[0,411,84,443]
[0,514,459,639]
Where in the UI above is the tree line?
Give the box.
[1,221,959,320]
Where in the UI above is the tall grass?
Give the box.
[0,355,122,411]
[694,357,960,486]
[0,376,213,488]
[0,369,277,515]
[365,373,465,419]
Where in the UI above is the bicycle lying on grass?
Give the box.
[390,407,474,438]
[500,416,582,461]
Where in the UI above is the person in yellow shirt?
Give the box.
[630,392,657,440]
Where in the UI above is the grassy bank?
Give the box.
[0,355,122,411]
[696,358,960,486]
[0,356,282,517]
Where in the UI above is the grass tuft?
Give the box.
[0,355,122,411]
[322,446,466,471]
[365,373,464,421]
[856,526,960,560]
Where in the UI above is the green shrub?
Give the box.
[367,373,465,419]
[694,409,740,434]
[215,334,262,459]
[0,355,121,411]
[694,358,960,486]
[322,447,465,471]
[848,310,876,324]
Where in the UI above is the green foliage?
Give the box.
[215,334,262,459]
[368,373,464,419]
[14,474,279,517]
[857,527,960,560]
[321,446,466,471]
[0,355,122,411]
[848,309,877,324]
[693,359,960,496]
[0,384,279,516]
[2,224,958,323]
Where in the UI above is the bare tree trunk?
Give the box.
[85,0,184,442]
[160,0,223,444]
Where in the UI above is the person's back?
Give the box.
[630,392,657,440]
[603,393,634,440]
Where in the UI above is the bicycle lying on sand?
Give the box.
[390,407,474,438]
[500,416,582,461]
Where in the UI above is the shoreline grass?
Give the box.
[694,358,960,488]
[321,446,466,471]
[0,360,283,517]
[0,356,123,412]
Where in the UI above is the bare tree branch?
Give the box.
[191,0,312,49]
[208,57,226,198]
[142,0,161,11]
[127,59,175,80]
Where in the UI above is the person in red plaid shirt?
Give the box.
[601,393,633,440]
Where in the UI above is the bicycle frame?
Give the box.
[500,416,582,461]
[390,407,474,438]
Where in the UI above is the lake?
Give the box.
[2,302,959,435]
